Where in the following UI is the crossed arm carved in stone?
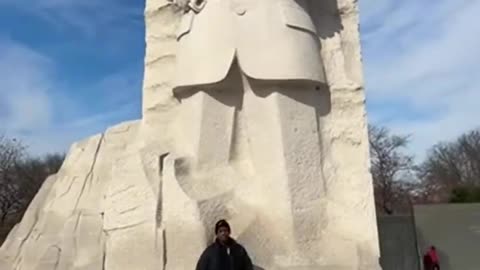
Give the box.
[166,0,192,11]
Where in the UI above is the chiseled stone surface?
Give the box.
[0,0,381,269]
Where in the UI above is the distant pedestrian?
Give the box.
[423,253,432,270]
[428,246,440,270]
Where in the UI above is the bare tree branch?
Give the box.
[0,133,65,243]
[419,129,480,202]
[368,125,416,215]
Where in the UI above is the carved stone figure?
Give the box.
[161,1,375,270]
[171,0,326,88]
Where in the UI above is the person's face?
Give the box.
[216,226,230,242]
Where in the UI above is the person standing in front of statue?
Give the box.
[195,220,254,270]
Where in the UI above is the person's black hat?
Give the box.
[215,219,231,234]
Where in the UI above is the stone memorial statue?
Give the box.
[163,0,328,268]
[0,0,382,269]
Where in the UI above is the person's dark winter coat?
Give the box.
[195,238,254,270]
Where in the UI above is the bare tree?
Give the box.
[0,134,65,230]
[0,134,25,176]
[420,129,480,202]
[14,153,65,208]
[0,134,26,225]
[368,125,416,215]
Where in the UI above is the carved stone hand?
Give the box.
[169,0,191,10]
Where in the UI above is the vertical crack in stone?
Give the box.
[157,153,169,270]
[102,233,107,270]
[52,245,61,270]
[72,211,82,265]
[157,153,168,225]
[228,109,239,163]
[73,211,82,232]
[159,153,169,177]
[162,229,167,270]
[74,134,104,210]
[11,220,37,266]
[315,110,329,195]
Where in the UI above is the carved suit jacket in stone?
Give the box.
[173,0,326,89]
